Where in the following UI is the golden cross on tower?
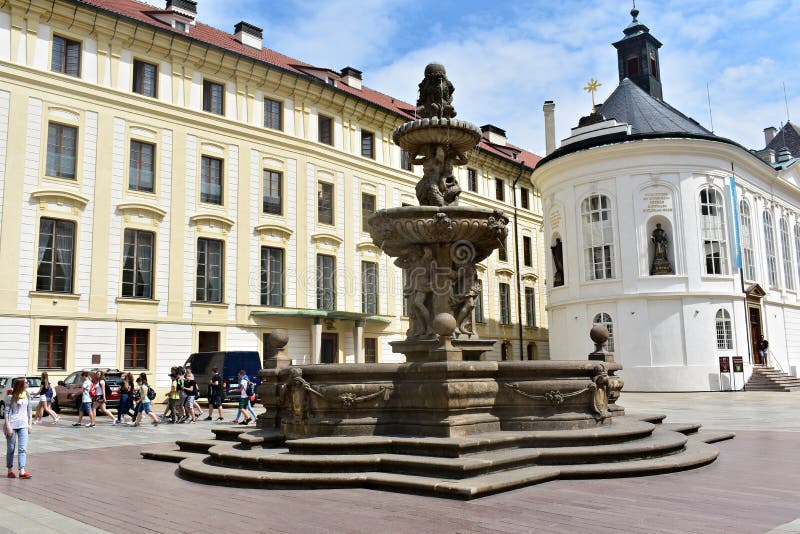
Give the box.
[584,78,602,113]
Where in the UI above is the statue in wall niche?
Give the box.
[551,238,565,287]
[451,263,482,337]
[650,223,674,275]
[416,63,456,119]
[396,246,435,339]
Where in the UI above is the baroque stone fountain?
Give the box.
[143,64,733,498]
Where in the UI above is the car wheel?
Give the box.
[51,397,60,414]
[0,401,4,419]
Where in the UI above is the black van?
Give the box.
[184,351,262,401]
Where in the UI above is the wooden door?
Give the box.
[748,307,763,365]
[321,333,338,364]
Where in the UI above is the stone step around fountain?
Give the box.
[141,448,206,463]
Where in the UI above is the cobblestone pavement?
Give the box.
[0,394,797,533]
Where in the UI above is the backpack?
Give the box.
[147,386,156,401]
[104,380,112,398]
[245,379,256,398]
[89,381,99,399]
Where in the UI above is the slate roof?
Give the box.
[72,0,539,169]
[598,78,711,136]
[766,122,800,159]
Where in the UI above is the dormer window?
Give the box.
[175,21,187,32]
[326,77,336,87]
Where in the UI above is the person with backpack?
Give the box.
[92,371,117,425]
[72,371,95,428]
[33,372,59,425]
[133,376,159,426]
[4,378,33,479]
[166,369,181,424]
[175,368,189,424]
[231,370,256,425]
[184,364,204,419]
[204,367,225,422]
[116,373,134,425]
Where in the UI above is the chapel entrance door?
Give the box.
[320,333,338,364]
[749,306,763,365]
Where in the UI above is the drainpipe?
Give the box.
[512,160,527,361]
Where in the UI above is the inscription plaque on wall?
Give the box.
[641,192,673,214]
[549,210,561,230]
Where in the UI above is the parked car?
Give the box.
[0,376,42,419]
[183,351,262,402]
[52,369,123,413]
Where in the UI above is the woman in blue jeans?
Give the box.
[4,377,32,479]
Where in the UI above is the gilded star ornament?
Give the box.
[584,78,602,113]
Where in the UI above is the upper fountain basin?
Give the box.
[393,118,482,154]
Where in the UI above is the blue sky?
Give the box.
[196,0,800,156]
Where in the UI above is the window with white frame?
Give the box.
[763,210,778,287]
[780,216,795,290]
[581,194,615,280]
[121,229,154,299]
[260,246,284,307]
[498,282,511,325]
[700,187,728,275]
[592,312,615,352]
[361,261,378,314]
[36,218,75,293]
[196,238,223,303]
[316,254,336,310]
[739,200,756,281]
[794,222,800,288]
[715,309,733,349]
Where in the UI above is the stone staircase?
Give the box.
[746,366,800,392]
[142,415,734,499]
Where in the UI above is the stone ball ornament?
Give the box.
[268,328,289,349]
[590,325,610,346]
[432,313,457,337]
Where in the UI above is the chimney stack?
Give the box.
[543,101,556,155]
[480,124,507,146]
[340,67,362,90]
[166,0,196,17]
[764,126,777,146]
[234,21,263,49]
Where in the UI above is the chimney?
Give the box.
[480,124,507,146]
[340,67,362,90]
[166,0,196,17]
[543,100,556,155]
[777,147,792,163]
[234,21,263,49]
[764,126,777,146]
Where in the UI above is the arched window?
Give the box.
[592,312,615,352]
[581,194,615,280]
[715,309,733,350]
[780,217,794,290]
[739,200,756,281]
[700,187,728,275]
[763,210,778,287]
[794,222,800,287]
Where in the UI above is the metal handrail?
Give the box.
[765,349,786,375]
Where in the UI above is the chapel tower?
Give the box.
[612,4,663,100]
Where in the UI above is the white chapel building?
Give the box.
[534,7,800,391]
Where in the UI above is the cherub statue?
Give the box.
[413,144,446,206]
[451,263,481,337]
[416,63,456,119]
[395,246,435,339]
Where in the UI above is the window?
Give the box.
[474,280,484,323]
[129,140,155,192]
[520,187,530,210]
[260,246,284,307]
[38,326,67,369]
[318,181,334,225]
[198,331,219,352]
[46,123,77,179]
[202,80,224,115]
[582,194,615,280]
[361,193,376,233]
[316,254,336,310]
[132,60,157,97]
[593,312,615,352]
[499,282,510,325]
[401,149,412,171]
[523,236,532,267]
[36,218,75,293]
[264,98,282,130]
[318,115,333,145]
[763,210,778,287]
[626,55,640,77]
[364,338,377,363]
[499,237,508,262]
[196,238,223,303]
[525,287,536,327]
[739,200,756,281]
[262,170,282,215]
[495,178,505,201]
[175,21,187,32]
[200,156,223,205]
[794,223,800,289]
[121,229,154,299]
[780,217,795,290]
[124,329,149,369]
[715,309,733,350]
[51,35,81,77]
[361,130,374,159]
[361,261,378,314]
[468,168,478,192]
[700,187,727,275]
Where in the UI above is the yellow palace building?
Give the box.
[0,0,547,388]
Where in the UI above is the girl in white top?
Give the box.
[4,378,32,479]
[34,371,59,424]
[93,371,117,425]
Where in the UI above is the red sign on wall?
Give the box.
[719,356,730,373]
[732,356,744,373]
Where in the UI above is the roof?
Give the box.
[72,0,539,170]
[598,78,711,136]
[766,122,800,159]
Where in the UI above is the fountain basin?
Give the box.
[393,117,482,155]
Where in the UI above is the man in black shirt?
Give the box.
[205,367,225,421]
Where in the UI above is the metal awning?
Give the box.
[250,308,393,324]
